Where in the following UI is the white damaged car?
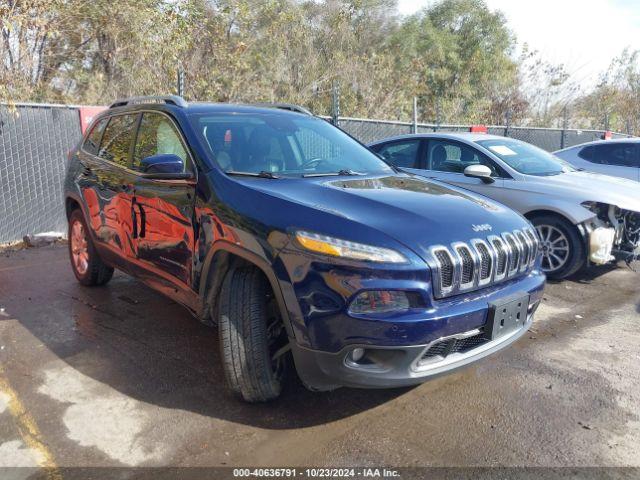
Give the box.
[369,133,640,279]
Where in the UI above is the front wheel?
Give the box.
[218,267,290,402]
[531,214,585,280]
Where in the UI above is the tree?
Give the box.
[391,0,518,123]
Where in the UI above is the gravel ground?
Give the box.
[0,244,638,479]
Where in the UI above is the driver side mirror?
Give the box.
[464,164,495,184]
[140,154,191,179]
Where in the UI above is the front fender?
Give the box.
[196,240,302,344]
[505,190,596,225]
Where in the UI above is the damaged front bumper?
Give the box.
[582,202,640,266]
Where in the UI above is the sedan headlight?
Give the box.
[295,231,407,263]
[581,201,611,221]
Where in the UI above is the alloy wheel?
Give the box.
[535,224,570,273]
[70,220,89,275]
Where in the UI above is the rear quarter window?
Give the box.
[82,118,108,156]
[98,114,139,167]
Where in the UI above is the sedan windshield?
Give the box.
[477,138,575,176]
[189,112,393,177]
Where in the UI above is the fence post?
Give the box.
[560,106,568,149]
[412,97,418,134]
[435,98,441,132]
[331,81,340,127]
[177,67,185,97]
[505,109,511,138]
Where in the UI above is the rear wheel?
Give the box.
[218,267,290,402]
[68,209,114,286]
[530,214,585,280]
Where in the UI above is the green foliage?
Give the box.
[573,49,640,133]
[0,0,635,133]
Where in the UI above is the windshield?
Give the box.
[476,138,576,176]
[189,112,393,177]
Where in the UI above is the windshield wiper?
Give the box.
[226,170,279,179]
[302,169,363,177]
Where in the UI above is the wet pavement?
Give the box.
[0,244,638,476]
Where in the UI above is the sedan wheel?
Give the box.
[535,224,570,273]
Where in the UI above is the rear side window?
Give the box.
[98,114,138,167]
[377,139,421,168]
[82,118,108,156]
[579,143,639,167]
[133,112,188,171]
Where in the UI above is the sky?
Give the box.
[397,0,640,90]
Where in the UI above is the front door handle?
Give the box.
[131,200,146,239]
[136,203,146,238]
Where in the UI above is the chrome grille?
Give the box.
[474,241,492,283]
[516,230,531,269]
[490,236,508,281]
[525,228,539,266]
[456,245,475,287]
[434,249,454,290]
[504,233,520,276]
[430,228,540,299]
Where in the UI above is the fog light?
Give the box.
[350,348,365,362]
[349,290,411,314]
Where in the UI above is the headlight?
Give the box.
[581,201,610,221]
[581,201,599,213]
[295,230,407,263]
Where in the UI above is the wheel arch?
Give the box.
[525,209,590,275]
[524,209,576,225]
[65,195,82,219]
[198,243,295,340]
[524,208,589,245]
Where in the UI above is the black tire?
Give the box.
[68,209,114,286]
[218,267,289,402]
[530,214,585,280]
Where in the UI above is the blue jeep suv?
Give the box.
[64,96,545,402]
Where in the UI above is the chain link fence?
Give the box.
[0,103,81,244]
[0,103,634,244]
[337,117,632,150]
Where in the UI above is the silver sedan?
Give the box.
[554,139,640,182]
[369,133,640,279]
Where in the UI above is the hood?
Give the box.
[524,170,640,213]
[240,174,531,261]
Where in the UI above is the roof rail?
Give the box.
[252,102,313,116]
[109,95,188,109]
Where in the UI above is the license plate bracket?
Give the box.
[485,294,530,341]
